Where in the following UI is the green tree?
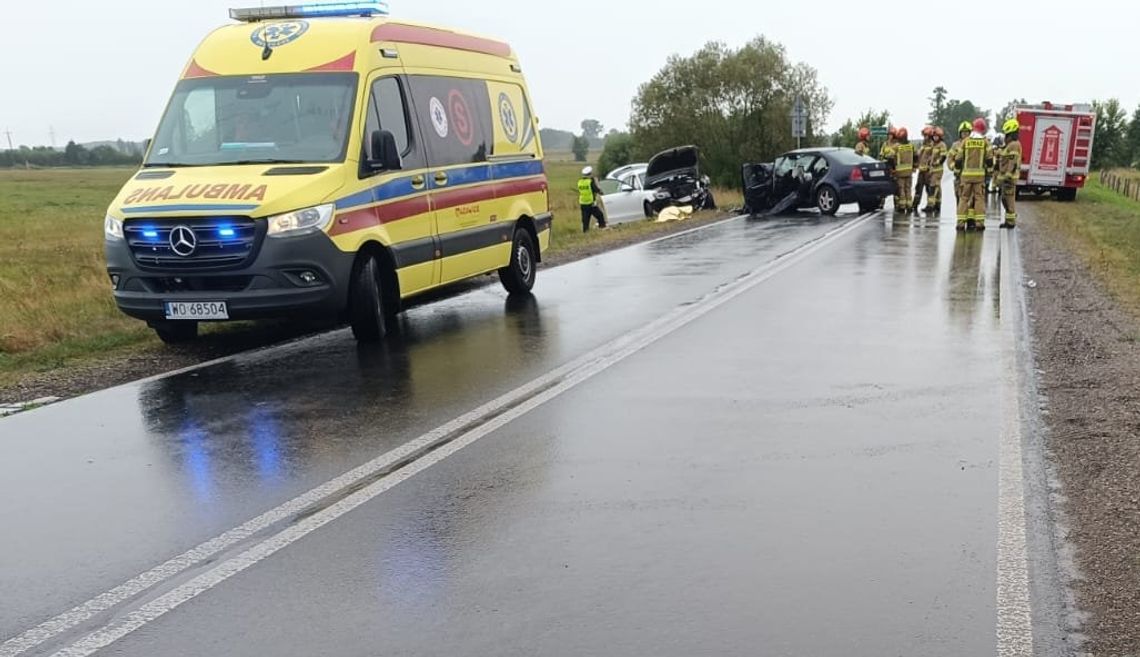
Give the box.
[580,119,604,141]
[629,37,832,186]
[597,132,634,176]
[1125,105,1140,168]
[63,140,88,166]
[928,86,948,125]
[832,108,890,148]
[571,135,590,162]
[996,98,1027,129]
[927,87,989,138]
[1092,98,1128,169]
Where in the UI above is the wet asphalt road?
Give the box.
[1,198,1054,656]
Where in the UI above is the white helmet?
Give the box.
[581,166,593,176]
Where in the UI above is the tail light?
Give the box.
[849,167,864,181]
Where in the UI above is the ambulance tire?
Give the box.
[499,228,537,296]
[349,255,386,343]
[152,320,198,345]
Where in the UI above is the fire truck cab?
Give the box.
[1015,102,1097,201]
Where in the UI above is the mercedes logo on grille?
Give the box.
[169,225,197,257]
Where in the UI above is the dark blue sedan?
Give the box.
[742,147,894,216]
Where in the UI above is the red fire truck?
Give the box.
[1015,102,1097,201]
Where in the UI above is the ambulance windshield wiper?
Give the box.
[225,158,307,165]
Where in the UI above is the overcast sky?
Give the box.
[1,0,1135,147]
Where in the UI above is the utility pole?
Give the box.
[48,126,56,149]
[3,128,13,151]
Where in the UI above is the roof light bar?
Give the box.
[230,1,389,21]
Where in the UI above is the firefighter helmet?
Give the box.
[922,125,934,137]
[958,121,972,134]
[1002,118,1020,135]
[973,117,987,134]
[888,125,898,138]
[858,126,871,141]
[897,127,909,141]
[934,126,945,138]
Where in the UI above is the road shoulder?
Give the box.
[1020,207,1140,655]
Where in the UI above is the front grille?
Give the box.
[124,217,262,271]
[143,276,254,293]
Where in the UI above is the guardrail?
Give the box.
[1099,169,1140,202]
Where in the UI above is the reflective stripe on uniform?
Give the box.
[963,138,987,178]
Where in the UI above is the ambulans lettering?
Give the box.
[122,184,269,205]
[204,184,231,200]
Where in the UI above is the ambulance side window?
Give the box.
[363,77,422,175]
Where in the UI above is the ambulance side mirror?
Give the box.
[368,130,402,172]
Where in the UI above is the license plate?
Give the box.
[164,301,229,320]
[868,170,885,178]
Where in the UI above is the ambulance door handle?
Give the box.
[434,172,449,187]
[410,175,425,190]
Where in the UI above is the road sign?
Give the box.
[790,97,807,139]
[870,125,889,138]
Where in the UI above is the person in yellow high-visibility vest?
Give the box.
[955,118,994,231]
[882,127,915,213]
[947,121,972,203]
[998,119,1023,228]
[577,166,607,232]
[923,127,949,214]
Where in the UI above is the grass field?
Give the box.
[1032,175,1140,314]
[0,164,741,388]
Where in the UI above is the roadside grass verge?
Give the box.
[0,165,743,390]
[1030,175,1140,315]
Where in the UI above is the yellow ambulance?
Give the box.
[104,1,550,343]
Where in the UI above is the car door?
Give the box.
[598,178,638,223]
[358,74,436,294]
[406,75,498,285]
[804,155,831,205]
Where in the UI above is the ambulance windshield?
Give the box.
[145,73,358,167]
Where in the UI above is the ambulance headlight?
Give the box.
[266,204,335,237]
[104,215,124,241]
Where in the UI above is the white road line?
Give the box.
[996,228,1034,656]
[0,213,754,655]
[43,213,875,657]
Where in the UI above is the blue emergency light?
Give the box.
[229,1,389,21]
[142,229,159,239]
[217,227,236,238]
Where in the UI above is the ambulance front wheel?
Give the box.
[349,254,387,343]
[151,320,199,345]
[499,228,537,296]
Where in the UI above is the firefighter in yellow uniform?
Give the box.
[924,127,948,214]
[883,127,915,214]
[947,121,972,203]
[955,118,994,231]
[913,126,935,215]
[855,127,872,157]
[998,118,1023,228]
[879,126,898,208]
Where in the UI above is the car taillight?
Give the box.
[850,168,863,181]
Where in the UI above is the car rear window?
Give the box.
[831,149,877,165]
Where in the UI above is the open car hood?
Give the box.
[646,146,700,188]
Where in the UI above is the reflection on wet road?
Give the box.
[0,206,1035,657]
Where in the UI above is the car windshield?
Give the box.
[145,73,358,167]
